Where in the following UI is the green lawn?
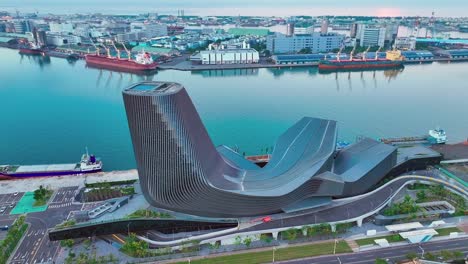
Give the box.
[10,192,48,214]
[355,234,404,246]
[172,241,351,264]
[435,227,461,236]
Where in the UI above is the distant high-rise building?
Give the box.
[36,29,47,46]
[144,23,168,38]
[286,23,295,36]
[359,26,386,47]
[321,18,329,34]
[267,32,345,54]
[12,20,27,33]
[350,23,358,38]
[384,23,399,46]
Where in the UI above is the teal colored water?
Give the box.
[1,48,467,171]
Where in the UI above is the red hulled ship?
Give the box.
[19,42,44,56]
[85,44,157,72]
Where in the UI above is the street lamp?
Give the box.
[418,245,425,258]
[333,239,338,255]
[272,246,276,262]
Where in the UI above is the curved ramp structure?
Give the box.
[123,82,397,217]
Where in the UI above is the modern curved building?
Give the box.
[123,82,397,218]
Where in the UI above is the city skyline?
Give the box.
[1,0,468,17]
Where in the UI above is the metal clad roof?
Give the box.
[16,164,77,173]
[385,222,423,232]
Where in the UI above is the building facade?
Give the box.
[359,26,386,47]
[123,81,397,218]
[49,22,74,33]
[293,26,314,35]
[46,33,81,46]
[395,37,417,50]
[266,32,345,54]
[191,48,259,65]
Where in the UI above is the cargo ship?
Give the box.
[319,48,404,71]
[85,42,157,72]
[379,128,447,146]
[0,150,102,179]
[19,42,44,56]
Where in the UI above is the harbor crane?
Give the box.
[120,42,132,60]
[336,46,344,62]
[375,46,382,60]
[362,46,371,61]
[349,45,356,61]
[111,41,121,59]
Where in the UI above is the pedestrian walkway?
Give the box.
[48,202,73,209]
[346,239,359,252]
[10,192,48,214]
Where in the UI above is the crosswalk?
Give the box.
[48,202,73,208]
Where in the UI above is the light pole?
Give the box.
[272,246,276,262]
[418,245,425,258]
[333,239,338,255]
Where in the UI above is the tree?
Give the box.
[452,250,463,259]
[234,235,242,245]
[260,234,273,243]
[284,228,298,241]
[243,237,252,247]
[440,250,452,260]
[416,190,426,201]
[406,252,418,260]
[375,259,388,264]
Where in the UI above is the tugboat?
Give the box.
[85,42,157,72]
[0,148,102,179]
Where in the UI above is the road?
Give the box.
[277,237,468,264]
[240,175,466,233]
[2,186,82,264]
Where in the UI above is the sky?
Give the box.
[1,0,467,17]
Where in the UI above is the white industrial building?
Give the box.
[266,32,345,54]
[49,22,74,33]
[46,33,81,46]
[130,22,167,38]
[191,48,259,65]
[294,26,314,35]
[395,37,417,50]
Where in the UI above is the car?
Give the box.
[13,192,19,196]
[9,203,14,208]
[0,225,8,231]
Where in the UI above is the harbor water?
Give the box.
[1,48,467,170]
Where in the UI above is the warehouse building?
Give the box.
[190,48,259,65]
[401,50,434,61]
[271,53,349,64]
[434,49,468,59]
